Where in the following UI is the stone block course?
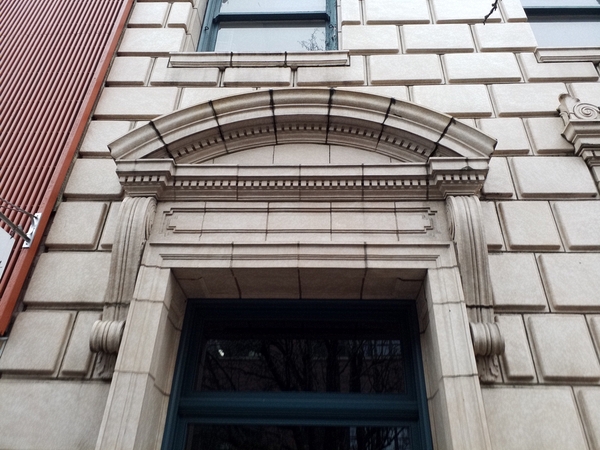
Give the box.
[46,201,108,249]
[489,83,567,116]
[95,86,179,119]
[411,85,493,117]
[369,54,442,85]
[443,53,522,83]
[496,315,536,381]
[106,57,153,86]
[538,253,600,312]
[552,201,600,250]
[23,252,111,306]
[150,57,219,86]
[63,158,123,199]
[510,156,598,199]
[482,157,515,198]
[524,117,574,155]
[223,67,291,87]
[119,28,187,56]
[402,24,474,53]
[80,121,131,156]
[489,253,548,311]
[473,23,537,52]
[365,0,430,24]
[483,387,589,450]
[297,56,365,86]
[518,52,599,82]
[527,314,600,382]
[477,118,531,155]
[128,2,169,27]
[341,25,400,54]
[498,201,562,251]
[60,311,102,377]
[0,311,73,375]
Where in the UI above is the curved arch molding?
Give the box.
[110,88,497,201]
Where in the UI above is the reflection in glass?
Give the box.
[220,0,326,13]
[186,425,412,450]
[215,23,326,52]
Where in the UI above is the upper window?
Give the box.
[163,300,433,450]
[522,0,600,47]
[198,0,337,52]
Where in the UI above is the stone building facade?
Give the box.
[1,0,599,449]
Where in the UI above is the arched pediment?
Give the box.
[109,88,496,163]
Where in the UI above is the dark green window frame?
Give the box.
[162,299,433,450]
[197,0,338,52]
[522,1,600,47]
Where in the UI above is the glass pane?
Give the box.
[521,0,600,6]
[529,21,600,46]
[220,0,326,13]
[186,425,412,450]
[215,23,327,52]
[196,320,406,394]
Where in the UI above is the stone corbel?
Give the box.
[559,94,600,186]
[446,195,504,383]
[90,196,157,379]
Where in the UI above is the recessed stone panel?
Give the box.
[527,314,600,382]
[538,253,600,312]
[510,156,598,199]
[496,315,536,381]
[0,311,73,375]
[46,201,108,249]
[498,201,561,251]
[483,387,589,450]
[24,252,111,306]
[552,201,600,250]
[489,253,548,311]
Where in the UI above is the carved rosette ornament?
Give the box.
[447,195,504,383]
[90,196,157,379]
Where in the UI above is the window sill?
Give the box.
[535,47,600,63]
[168,51,350,68]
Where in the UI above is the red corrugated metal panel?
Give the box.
[0,0,134,334]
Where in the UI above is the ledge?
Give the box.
[168,51,351,68]
[536,47,600,63]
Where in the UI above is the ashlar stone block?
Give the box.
[297,56,365,86]
[477,118,531,155]
[538,253,600,312]
[95,86,179,119]
[510,156,598,199]
[524,117,574,155]
[570,82,600,103]
[340,0,360,25]
[179,88,255,109]
[402,24,474,53]
[518,52,599,82]
[365,0,430,24]
[223,67,291,87]
[482,157,515,198]
[590,316,600,356]
[106,57,152,86]
[483,387,589,450]
[46,201,108,249]
[63,158,123,199]
[552,201,600,250]
[24,252,111,306]
[341,25,400,54]
[369,54,442,85]
[0,311,73,375]
[100,201,122,250]
[443,53,522,83]
[496,315,536,381]
[500,0,528,21]
[60,311,102,377]
[431,0,501,23]
[489,83,567,117]
[128,2,169,27]
[150,57,219,86]
[338,86,409,101]
[480,201,505,250]
[498,201,562,251]
[576,388,600,450]
[0,380,109,449]
[473,23,537,52]
[80,120,131,156]
[167,2,194,31]
[527,314,600,382]
[411,85,493,117]
[119,28,187,56]
[488,253,548,311]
